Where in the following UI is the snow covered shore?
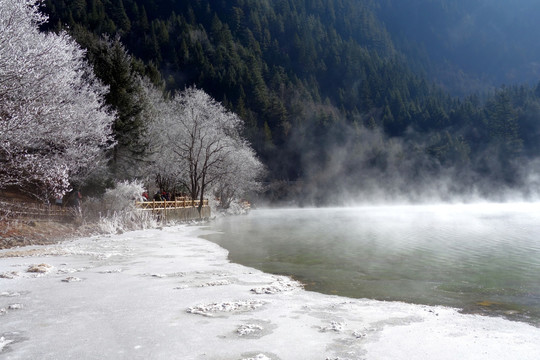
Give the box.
[1,225,539,359]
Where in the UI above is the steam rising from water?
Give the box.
[207,203,540,325]
[283,113,540,206]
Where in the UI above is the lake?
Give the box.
[204,203,540,326]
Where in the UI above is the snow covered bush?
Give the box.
[84,180,158,233]
[100,180,144,212]
[96,209,158,234]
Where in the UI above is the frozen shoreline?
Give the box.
[1,225,539,359]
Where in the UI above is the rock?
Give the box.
[27,263,53,273]
[0,271,19,279]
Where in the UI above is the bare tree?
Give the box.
[0,0,115,201]
[149,87,262,215]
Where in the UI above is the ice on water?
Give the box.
[1,224,539,359]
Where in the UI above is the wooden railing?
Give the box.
[135,198,209,211]
[0,199,74,220]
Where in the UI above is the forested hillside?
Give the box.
[40,0,540,203]
[378,0,540,95]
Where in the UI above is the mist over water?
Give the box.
[205,203,540,326]
[281,117,540,207]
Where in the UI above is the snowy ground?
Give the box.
[1,225,539,360]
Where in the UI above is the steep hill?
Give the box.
[40,0,540,203]
[379,0,540,94]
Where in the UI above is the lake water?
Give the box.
[204,204,540,326]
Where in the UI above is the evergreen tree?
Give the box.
[38,0,540,199]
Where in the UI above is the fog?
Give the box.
[282,118,540,207]
[205,204,540,328]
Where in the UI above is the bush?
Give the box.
[97,209,158,234]
[84,180,158,233]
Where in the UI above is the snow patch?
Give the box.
[237,324,263,336]
[61,277,82,283]
[0,271,20,279]
[167,272,186,278]
[0,337,14,352]
[211,272,231,277]
[57,268,85,274]
[320,321,345,333]
[1,303,24,316]
[186,300,266,317]
[61,248,119,260]
[150,273,167,278]
[199,279,231,287]
[144,272,185,278]
[242,354,272,360]
[250,276,303,294]
[99,268,123,274]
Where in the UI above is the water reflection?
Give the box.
[204,204,540,326]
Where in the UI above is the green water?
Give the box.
[204,204,540,326]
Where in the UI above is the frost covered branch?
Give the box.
[0,0,115,201]
[146,86,263,213]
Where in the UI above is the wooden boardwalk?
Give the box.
[135,198,209,211]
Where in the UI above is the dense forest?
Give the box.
[39,0,540,203]
[378,0,540,94]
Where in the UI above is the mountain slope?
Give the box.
[378,0,540,94]
[41,0,540,203]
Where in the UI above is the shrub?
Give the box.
[84,180,158,233]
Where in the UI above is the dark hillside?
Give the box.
[40,0,540,203]
[378,0,540,95]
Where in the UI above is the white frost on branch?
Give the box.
[147,86,263,211]
[0,0,115,201]
[215,141,265,209]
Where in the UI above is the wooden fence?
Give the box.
[0,199,75,221]
[134,198,211,220]
[0,197,210,223]
[135,198,209,210]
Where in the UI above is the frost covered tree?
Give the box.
[0,0,114,201]
[149,87,263,214]
[214,142,264,210]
